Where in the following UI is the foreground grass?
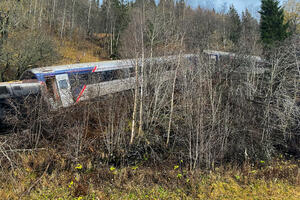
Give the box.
[0,152,299,199]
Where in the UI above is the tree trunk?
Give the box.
[87,0,92,35]
[60,0,66,39]
[38,0,43,27]
[138,2,145,137]
[50,0,56,31]
[70,0,76,38]
[166,36,184,147]
[130,59,139,145]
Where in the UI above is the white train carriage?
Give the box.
[19,54,196,109]
[0,51,263,111]
[0,80,41,100]
[203,50,263,63]
[0,80,41,119]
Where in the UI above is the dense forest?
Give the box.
[0,0,299,199]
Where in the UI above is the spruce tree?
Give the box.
[228,5,242,45]
[241,9,259,53]
[259,0,289,50]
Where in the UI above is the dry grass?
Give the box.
[0,150,299,200]
[56,37,108,65]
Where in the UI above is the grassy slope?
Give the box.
[1,39,299,199]
[55,37,109,65]
[0,150,299,200]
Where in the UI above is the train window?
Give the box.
[69,74,78,86]
[102,70,113,81]
[0,86,9,95]
[112,70,120,80]
[129,67,135,76]
[69,73,88,86]
[88,72,102,84]
[58,80,68,89]
[87,69,127,84]
[13,86,22,90]
[69,73,89,99]
[119,68,134,78]
[114,69,127,80]
[70,68,136,87]
[79,74,89,83]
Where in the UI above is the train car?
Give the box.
[0,51,269,123]
[0,51,261,113]
[21,59,134,109]
[203,50,263,63]
[19,54,196,109]
[0,80,41,119]
[0,80,40,100]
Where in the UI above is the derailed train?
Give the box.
[0,50,263,118]
[0,54,197,113]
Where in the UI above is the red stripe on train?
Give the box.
[76,85,87,103]
[76,67,95,103]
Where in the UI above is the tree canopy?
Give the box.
[228,5,241,46]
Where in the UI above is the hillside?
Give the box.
[0,0,299,199]
[57,37,108,65]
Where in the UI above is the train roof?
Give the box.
[30,59,133,74]
[29,54,196,75]
[203,50,263,62]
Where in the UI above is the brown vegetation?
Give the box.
[0,148,299,199]
[0,0,299,199]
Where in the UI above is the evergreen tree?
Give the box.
[158,0,174,8]
[228,5,241,45]
[241,9,259,53]
[242,9,255,31]
[134,0,156,8]
[259,0,289,50]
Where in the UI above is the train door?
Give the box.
[45,77,60,109]
[55,74,74,107]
